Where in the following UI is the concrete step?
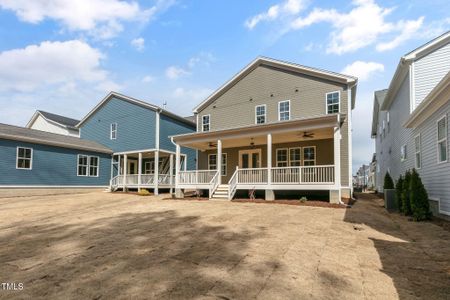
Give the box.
[214,191,228,196]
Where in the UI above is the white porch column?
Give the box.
[217,139,222,185]
[169,154,174,194]
[267,133,272,185]
[333,126,341,202]
[138,152,143,191]
[183,155,187,171]
[123,154,128,191]
[154,151,159,195]
[118,155,121,175]
[175,144,183,198]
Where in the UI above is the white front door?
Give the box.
[239,149,261,168]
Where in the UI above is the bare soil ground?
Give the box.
[0,191,449,299]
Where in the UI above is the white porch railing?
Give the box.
[228,169,238,200]
[110,173,175,189]
[237,168,268,184]
[209,172,220,197]
[271,165,334,184]
[178,170,217,185]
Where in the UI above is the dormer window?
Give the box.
[278,100,290,121]
[255,105,266,124]
[202,115,210,132]
[326,91,340,114]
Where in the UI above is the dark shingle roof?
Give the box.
[38,110,80,128]
[0,123,112,154]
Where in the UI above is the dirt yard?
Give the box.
[0,191,449,299]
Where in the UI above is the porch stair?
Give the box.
[210,184,229,200]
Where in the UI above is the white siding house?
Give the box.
[26,110,80,137]
[372,31,450,219]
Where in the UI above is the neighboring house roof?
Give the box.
[184,115,196,123]
[404,71,450,128]
[193,56,358,113]
[381,31,450,111]
[77,91,196,128]
[0,123,112,154]
[26,110,80,130]
[371,89,388,137]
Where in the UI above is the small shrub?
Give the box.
[401,170,412,216]
[384,172,395,189]
[138,189,151,196]
[299,196,307,203]
[396,175,404,213]
[409,169,431,221]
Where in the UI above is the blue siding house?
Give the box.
[0,92,196,192]
[0,123,112,187]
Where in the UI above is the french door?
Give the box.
[239,149,261,168]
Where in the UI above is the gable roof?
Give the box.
[371,89,388,137]
[26,110,80,130]
[0,123,112,153]
[77,91,196,128]
[404,71,450,128]
[380,30,450,111]
[193,56,358,113]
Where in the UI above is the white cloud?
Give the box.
[0,0,176,39]
[165,66,190,80]
[142,75,154,83]
[166,52,215,80]
[0,40,116,92]
[172,87,213,102]
[249,0,425,54]
[342,61,384,81]
[131,37,145,51]
[376,17,424,51]
[245,0,306,29]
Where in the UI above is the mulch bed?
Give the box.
[231,199,347,208]
[431,217,450,232]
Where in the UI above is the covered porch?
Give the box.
[110,149,186,194]
[172,114,343,202]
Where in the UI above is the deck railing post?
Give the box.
[267,133,272,186]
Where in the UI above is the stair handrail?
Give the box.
[228,166,239,200]
[209,171,220,198]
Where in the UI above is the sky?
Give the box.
[0,0,449,174]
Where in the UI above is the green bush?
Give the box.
[384,172,395,189]
[401,170,412,216]
[299,196,307,203]
[396,175,404,213]
[409,169,431,221]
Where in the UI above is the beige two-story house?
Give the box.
[172,57,357,203]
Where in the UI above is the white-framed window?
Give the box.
[400,144,407,162]
[255,105,266,124]
[110,123,117,140]
[208,153,227,176]
[16,147,33,170]
[415,134,421,169]
[202,115,210,132]
[278,100,290,121]
[326,91,340,114]
[289,148,301,166]
[77,154,99,177]
[276,148,289,167]
[303,146,316,166]
[437,115,447,163]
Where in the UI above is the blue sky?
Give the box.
[0,0,449,173]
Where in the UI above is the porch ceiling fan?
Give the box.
[300,131,315,139]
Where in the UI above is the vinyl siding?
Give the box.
[197,64,350,187]
[198,65,348,130]
[159,114,196,170]
[376,73,414,191]
[199,139,334,182]
[0,139,111,186]
[80,97,156,153]
[414,42,450,109]
[31,115,79,137]
[413,101,450,214]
